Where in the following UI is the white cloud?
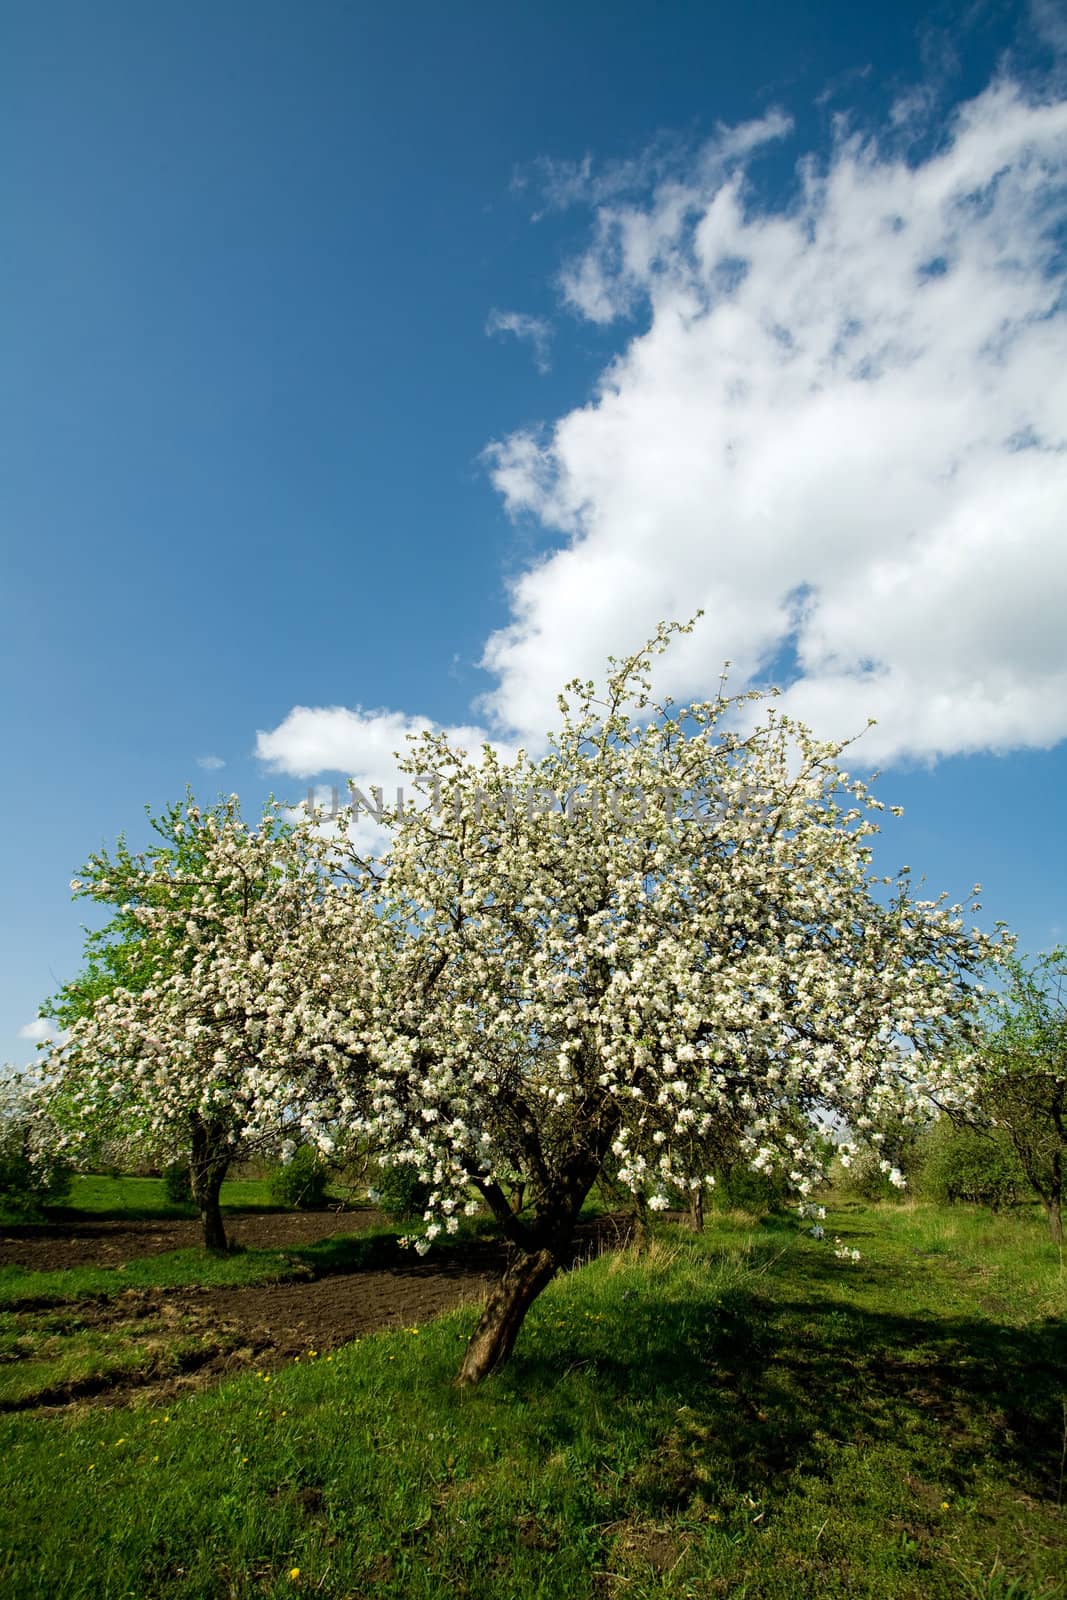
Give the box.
[486,308,553,373]
[18,1018,54,1044]
[480,78,1067,763]
[258,707,520,855]
[523,111,793,223]
[196,754,226,771]
[256,705,508,780]
[256,74,1067,779]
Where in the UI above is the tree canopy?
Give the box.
[969,946,1067,1242]
[39,793,339,1248]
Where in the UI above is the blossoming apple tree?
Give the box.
[40,795,349,1250]
[299,621,1009,1383]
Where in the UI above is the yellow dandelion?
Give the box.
[289,1567,301,1581]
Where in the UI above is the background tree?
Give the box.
[302,622,1009,1383]
[43,794,221,1175]
[914,1118,1027,1211]
[39,795,336,1250]
[972,947,1067,1243]
[0,1073,71,1219]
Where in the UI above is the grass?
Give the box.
[49,1172,334,1220]
[0,1200,1063,1598]
[0,1244,306,1310]
[0,1171,368,1226]
[0,1308,217,1409]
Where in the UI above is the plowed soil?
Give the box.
[0,1211,631,1411]
[0,1206,381,1272]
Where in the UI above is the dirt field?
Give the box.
[0,1211,631,1411]
[0,1205,383,1272]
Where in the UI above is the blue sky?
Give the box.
[4,0,1066,1062]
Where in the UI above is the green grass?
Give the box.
[0,1201,1063,1598]
[0,1245,306,1310]
[52,1172,322,1220]
[0,1307,216,1409]
[0,1170,373,1228]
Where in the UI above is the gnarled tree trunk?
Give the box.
[456,1096,623,1383]
[688,1185,705,1232]
[456,1244,559,1385]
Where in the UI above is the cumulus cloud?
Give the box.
[258,707,520,855]
[257,73,1067,781]
[480,78,1067,763]
[196,754,226,771]
[18,1018,54,1044]
[255,705,509,780]
[486,308,553,372]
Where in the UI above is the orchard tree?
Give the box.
[39,794,341,1250]
[972,947,1067,1243]
[45,802,199,1040]
[300,621,1009,1383]
[0,1072,72,1219]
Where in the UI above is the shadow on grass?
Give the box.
[504,1279,1067,1511]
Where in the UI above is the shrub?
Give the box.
[269,1145,330,1209]
[917,1122,1028,1210]
[372,1163,432,1221]
[709,1162,794,1215]
[830,1146,906,1202]
[162,1160,193,1205]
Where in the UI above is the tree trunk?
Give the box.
[189,1115,231,1252]
[688,1186,705,1232]
[631,1193,651,1252]
[456,1246,559,1385]
[1045,1194,1063,1246]
[195,1170,228,1252]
